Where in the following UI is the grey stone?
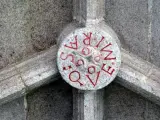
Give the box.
[0,61,25,105]
[0,0,72,70]
[58,0,121,90]
[117,61,160,106]
[0,45,160,107]
[26,80,72,120]
[0,46,59,105]
[150,0,160,67]
[73,0,105,25]
[57,26,121,90]
[15,45,58,90]
[105,0,149,60]
[73,89,104,120]
[121,49,152,75]
[148,66,160,83]
[117,49,160,106]
[28,0,72,51]
[0,97,26,120]
[104,83,160,120]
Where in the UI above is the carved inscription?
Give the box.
[57,29,121,90]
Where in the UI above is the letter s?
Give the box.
[60,52,74,63]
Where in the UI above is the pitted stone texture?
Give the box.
[104,83,160,120]
[26,80,72,120]
[150,0,160,67]
[105,0,149,60]
[57,27,121,90]
[0,0,72,70]
[0,0,33,69]
[29,0,72,51]
[73,0,105,25]
[0,97,26,120]
[73,89,104,120]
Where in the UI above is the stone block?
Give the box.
[0,0,73,70]
[0,97,26,120]
[150,0,160,67]
[15,46,58,90]
[26,80,72,120]
[0,66,26,105]
[104,83,160,120]
[105,0,149,60]
[121,49,152,75]
[0,76,25,105]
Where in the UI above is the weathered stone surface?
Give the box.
[0,0,33,69]
[0,0,72,70]
[150,0,160,67]
[0,46,160,106]
[105,0,149,60]
[57,27,121,90]
[73,0,105,25]
[28,0,72,51]
[104,83,160,120]
[73,89,104,120]
[26,80,72,120]
[0,46,59,106]
[149,66,160,83]
[0,97,26,120]
[117,50,160,106]
[121,49,152,75]
[0,66,26,105]
[15,46,58,90]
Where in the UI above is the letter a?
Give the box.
[64,35,78,50]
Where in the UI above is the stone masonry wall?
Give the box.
[0,0,72,69]
[0,80,160,120]
[1,0,160,69]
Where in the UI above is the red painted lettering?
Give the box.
[86,71,101,87]
[64,35,78,50]
[95,36,105,48]
[88,66,96,74]
[101,64,115,76]
[76,59,84,67]
[83,32,92,45]
[69,71,83,86]
[60,52,74,63]
[101,43,116,60]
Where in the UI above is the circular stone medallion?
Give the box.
[57,27,121,90]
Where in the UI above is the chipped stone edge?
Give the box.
[0,45,160,106]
